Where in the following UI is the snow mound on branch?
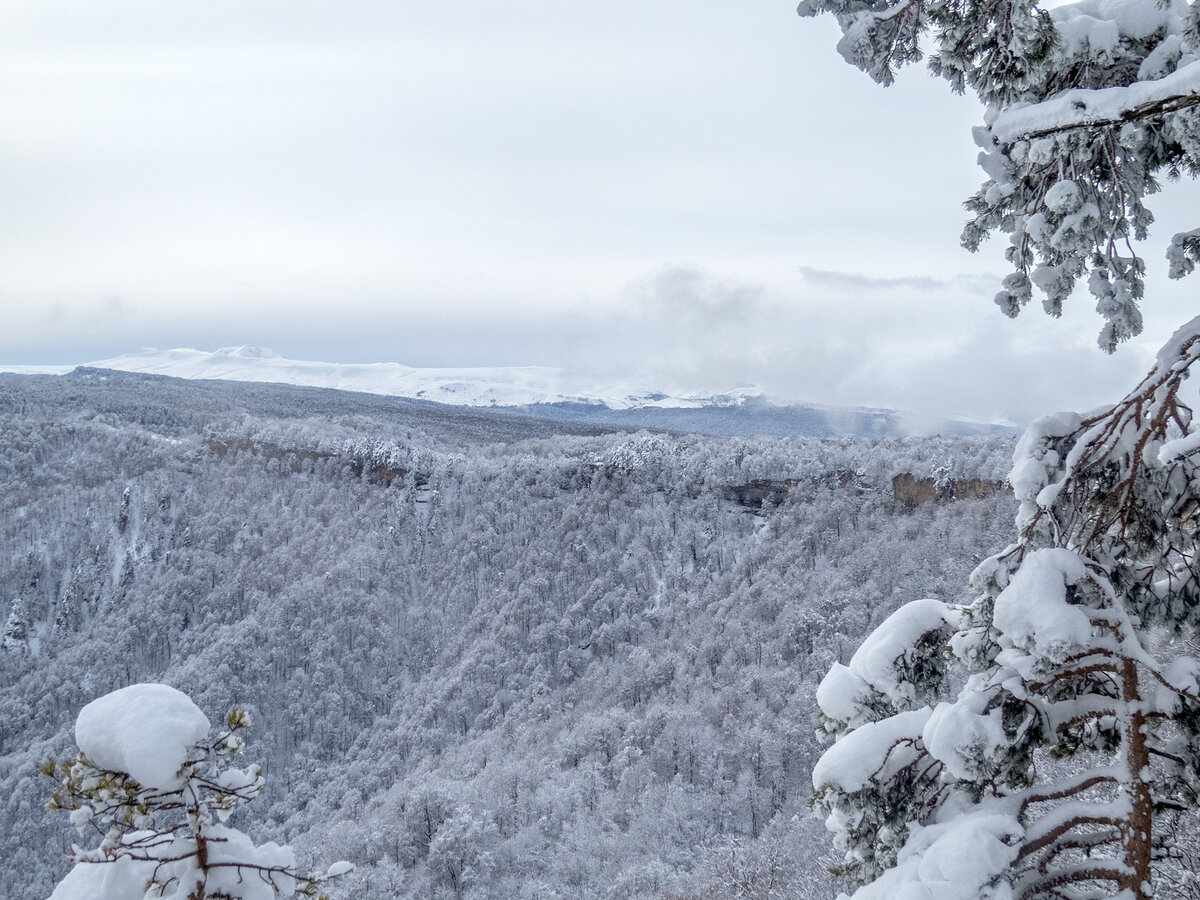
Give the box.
[848,811,1021,900]
[1049,0,1184,53]
[815,664,874,725]
[49,826,301,900]
[991,58,1200,142]
[48,851,158,900]
[813,708,932,793]
[848,599,957,701]
[326,861,355,878]
[187,824,298,900]
[1008,413,1078,499]
[923,688,1009,781]
[1159,428,1200,464]
[817,599,957,728]
[992,548,1097,672]
[75,684,211,790]
[1155,314,1200,368]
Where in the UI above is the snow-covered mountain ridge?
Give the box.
[0,346,759,410]
[0,346,1010,437]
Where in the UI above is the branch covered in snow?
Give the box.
[801,0,1200,348]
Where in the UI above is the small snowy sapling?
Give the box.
[42,683,353,900]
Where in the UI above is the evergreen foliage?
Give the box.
[801,0,1200,892]
[799,0,1200,350]
[2,597,30,654]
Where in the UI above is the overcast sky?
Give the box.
[3,0,1198,423]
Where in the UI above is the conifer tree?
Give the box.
[812,323,1200,898]
[800,0,1200,895]
[2,596,30,653]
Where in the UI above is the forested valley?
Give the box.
[0,369,1016,899]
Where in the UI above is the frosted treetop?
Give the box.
[75,683,211,790]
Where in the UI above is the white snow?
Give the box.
[1162,655,1200,694]
[813,708,933,793]
[816,599,957,728]
[1009,413,1079,502]
[215,345,282,359]
[816,663,875,724]
[992,548,1098,670]
[847,599,957,703]
[1154,314,1200,368]
[216,766,261,794]
[1159,429,1200,463]
[990,58,1200,142]
[48,852,158,900]
[982,0,1199,143]
[923,687,1010,781]
[846,810,1022,900]
[1043,180,1082,214]
[1022,793,1130,848]
[0,346,1014,431]
[0,363,75,375]
[0,346,765,411]
[1050,0,1186,52]
[49,825,309,900]
[198,824,297,900]
[75,684,211,790]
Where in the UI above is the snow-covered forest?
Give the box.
[0,369,1015,898]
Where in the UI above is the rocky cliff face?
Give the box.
[206,436,1010,516]
[721,471,1008,513]
[891,473,1010,509]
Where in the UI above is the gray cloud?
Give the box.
[797,265,998,294]
[36,295,133,332]
[42,302,70,326]
[622,266,766,324]
[547,261,1182,426]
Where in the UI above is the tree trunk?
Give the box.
[1122,657,1153,900]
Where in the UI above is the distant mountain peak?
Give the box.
[214,345,282,359]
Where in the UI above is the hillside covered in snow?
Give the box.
[0,370,1016,898]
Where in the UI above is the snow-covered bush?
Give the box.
[42,683,352,900]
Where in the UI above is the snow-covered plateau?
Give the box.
[0,346,1010,438]
[0,345,762,410]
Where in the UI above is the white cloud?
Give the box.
[2,0,1197,424]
